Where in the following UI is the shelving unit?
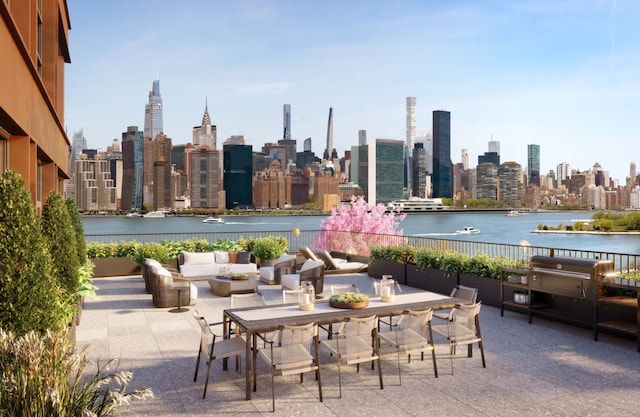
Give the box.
[500,267,533,323]
[595,282,640,352]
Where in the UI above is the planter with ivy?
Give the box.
[251,236,288,267]
[368,245,416,285]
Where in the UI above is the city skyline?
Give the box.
[65,1,639,181]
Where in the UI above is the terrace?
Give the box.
[77,270,640,416]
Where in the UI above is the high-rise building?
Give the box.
[74,154,117,212]
[278,139,297,168]
[478,152,500,166]
[411,143,427,198]
[144,79,163,140]
[476,162,498,200]
[192,101,216,149]
[461,148,469,170]
[223,144,253,209]
[324,107,334,160]
[406,97,416,150]
[557,162,570,184]
[120,126,144,211]
[629,161,638,186]
[358,130,367,146]
[527,144,540,185]
[1,1,71,209]
[498,161,523,206]
[189,148,221,208]
[283,104,291,140]
[432,110,452,198]
[152,133,173,210]
[70,129,88,176]
[488,139,500,154]
[360,139,404,204]
[303,138,312,152]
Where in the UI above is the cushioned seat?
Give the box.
[281,259,325,291]
[151,265,197,308]
[315,250,368,274]
[259,253,297,285]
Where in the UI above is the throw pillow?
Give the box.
[228,251,238,263]
[214,251,230,264]
[237,251,251,264]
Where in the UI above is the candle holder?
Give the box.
[380,276,395,302]
[299,281,315,311]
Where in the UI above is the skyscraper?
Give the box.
[192,101,216,149]
[70,129,87,176]
[121,126,144,211]
[283,104,291,140]
[461,148,469,170]
[432,110,452,198]
[324,107,333,160]
[223,144,253,209]
[406,97,416,150]
[527,144,540,185]
[488,139,500,154]
[144,79,163,140]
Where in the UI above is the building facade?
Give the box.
[432,110,452,198]
[189,148,221,209]
[120,126,144,211]
[1,0,72,211]
[223,144,253,209]
[498,161,523,206]
[527,144,540,186]
[74,154,117,212]
[192,102,216,149]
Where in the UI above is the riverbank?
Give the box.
[534,230,640,235]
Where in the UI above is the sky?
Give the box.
[65,0,639,182]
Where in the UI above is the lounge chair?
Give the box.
[314,249,368,274]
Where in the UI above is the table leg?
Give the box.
[245,332,254,400]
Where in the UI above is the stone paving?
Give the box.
[76,273,640,417]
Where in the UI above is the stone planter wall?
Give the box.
[367,259,407,285]
[458,273,502,308]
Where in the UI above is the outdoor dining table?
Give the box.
[223,290,463,400]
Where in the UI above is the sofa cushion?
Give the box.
[152,265,172,278]
[182,251,216,265]
[237,251,251,264]
[214,251,230,264]
[277,253,296,264]
[228,251,239,263]
[301,259,325,272]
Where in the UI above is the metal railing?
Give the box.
[85,229,640,273]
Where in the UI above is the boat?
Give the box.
[126,212,142,217]
[457,226,480,234]
[143,211,166,218]
[202,216,224,224]
[506,210,522,217]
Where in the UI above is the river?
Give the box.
[81,211,640,255]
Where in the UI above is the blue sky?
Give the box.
[65,0,639,182]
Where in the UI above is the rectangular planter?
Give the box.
[458,273,502,308]
[367,259,406,285]
[406,265,457,295]
[91,257,139,277]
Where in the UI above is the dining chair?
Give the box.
[230,292,266,309]
[193,310,246,399]
[319,315,383,397]
[377,308,438,384]
[431,302,485,374]
[256,322,323,412]
[433,285,478,322]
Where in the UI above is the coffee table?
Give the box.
[209,275,258,297]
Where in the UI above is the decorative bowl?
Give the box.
[230,273,249,280]
[329,292,369,309]
[329,300,369,309]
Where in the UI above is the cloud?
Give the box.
[238,82,293,94]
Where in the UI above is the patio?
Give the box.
[76,273,640,416]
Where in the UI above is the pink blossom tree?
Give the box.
[312,196,406,255]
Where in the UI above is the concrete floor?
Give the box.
[76,273,640,417]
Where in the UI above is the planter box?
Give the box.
[91,257,139,277]
[367,259,406,285]
[458,273,502,308]
[406,265,457,295]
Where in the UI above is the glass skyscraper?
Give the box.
[527,144,540,183]
[432,110,452,198]
[144,79,163,140]
[283,104,291,140]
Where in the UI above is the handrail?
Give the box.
[85,229,640,273]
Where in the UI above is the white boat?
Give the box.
[387,197,449,212]
[126,212,142,217]
[457,226,480,234]
[202,216,224,224]
[506,210,522,217]
[143,211,166,218]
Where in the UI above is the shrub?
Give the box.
[0,170,63,335]
[132,242,172,265]
[0,328,153,415]
[66,197,87,264]
[370,245,416,264]
[42,191,80,303]
[252,236,288,260]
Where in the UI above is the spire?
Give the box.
[202,98,211,126]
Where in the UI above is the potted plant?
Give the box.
[251,236,288,267]
[368,245,415,284]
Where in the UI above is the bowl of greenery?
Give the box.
[329,292,370,309]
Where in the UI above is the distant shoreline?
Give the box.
[533,230,640,235]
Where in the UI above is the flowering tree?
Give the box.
[312,196,406,255]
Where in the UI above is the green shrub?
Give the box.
[0,170,63,335]
[42,191,80,302]
[370,245,416,263]
[252,236,288,259]
[211,238,242,251]
[132,242,172,265]
[0,328,153,415]
[66,198,87,264]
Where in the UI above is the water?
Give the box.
[81,211,640,255]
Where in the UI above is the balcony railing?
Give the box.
[85,229,640,273]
